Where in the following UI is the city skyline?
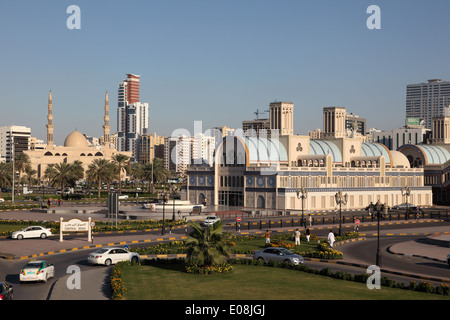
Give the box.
[2,1,450,145]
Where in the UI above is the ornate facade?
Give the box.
[186,104,433,211]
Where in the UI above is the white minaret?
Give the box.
[46,91,54,148]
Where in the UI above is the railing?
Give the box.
[225,210,449,231]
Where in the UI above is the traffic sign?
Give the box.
[236,217,241,223]
[355,219,360,225]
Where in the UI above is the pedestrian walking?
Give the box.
[294,229,301,246]
[305,228,311,242]
[327,230,335,248]
[265,230,271,245]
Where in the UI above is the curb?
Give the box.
[0,235,188,260]
[386,245,446,263]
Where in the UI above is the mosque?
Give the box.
[24,91,132,180]
[186,103,433,211]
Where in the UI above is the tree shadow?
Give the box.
[140,259,187,273]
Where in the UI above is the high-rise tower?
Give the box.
[117,74,149,161]
[406,79,450,129]
[103,92,111,146]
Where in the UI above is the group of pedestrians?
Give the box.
[264,227,312,247]
[263,213,337,248]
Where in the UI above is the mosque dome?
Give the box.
[64,130,88,148]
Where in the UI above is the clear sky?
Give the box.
[2,0,450,145]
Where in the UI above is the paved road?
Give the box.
[0,209,449,300]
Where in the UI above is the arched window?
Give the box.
[95,152,103,156]
[44,152,53,156]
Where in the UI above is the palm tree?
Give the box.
[23,166,38,189]
[151,158,170,184]
[48,162,83,194]
[0,162,12,190]
[14,152,31,195]
[185,221,232,267]
[86,159,114,199]
[112,153,130,195]
[141,158,170,196]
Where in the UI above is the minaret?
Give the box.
[46,91,54,148]
[103,91,111,147]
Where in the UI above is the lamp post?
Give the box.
[161,192,168,235]
[11,137,19,203]
[296,188,308,227]
[369,200,383,267]
[401,186,411,220]
[171,184,178,221]
[335,191,348,237]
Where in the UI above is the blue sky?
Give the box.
[2,0,450,144]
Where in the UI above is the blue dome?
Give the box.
[362,143,391,164]
[310,140,342,163]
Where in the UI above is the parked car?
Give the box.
[118,194,129,200]
[446,254,450,267]
[87,247,140,266]
[11,226,52,240]
[20,260,55,283]
[200,216,221,227]
[0,198,4,202]
[0,282,13,300]
[253,247,304,265]
[392,203,416,210]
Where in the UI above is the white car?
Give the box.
[200,216,221,227]
[118,194,129,200]
[20,260,55,283]
[0,198,4,202]
[87,247,140,266]
[12,226,52,240]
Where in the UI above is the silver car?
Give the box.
[253,247,304,265]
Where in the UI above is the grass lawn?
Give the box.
[120,263,449,300]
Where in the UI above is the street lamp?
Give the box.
[368,200,383,267]
[401,186,411,220]
[335,191,348,237]
[171,184,178,221]
[10,135,19,203]
[161,192,168,235]
[296,187,308,227]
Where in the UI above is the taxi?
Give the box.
[20,260,55,283]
